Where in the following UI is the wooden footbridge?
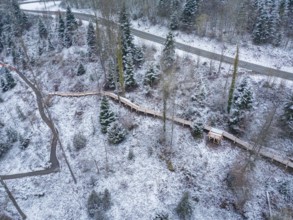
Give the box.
[49,91,293,171]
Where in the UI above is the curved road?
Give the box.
[20,8,293,81]
[0,63,60,180]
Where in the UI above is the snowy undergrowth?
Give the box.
[1,7,293,220]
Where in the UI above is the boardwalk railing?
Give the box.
[49,91,293,171]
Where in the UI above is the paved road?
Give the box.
[21,8,293,81]
[0,63,60,180]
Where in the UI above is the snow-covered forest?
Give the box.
[0,0,293,220]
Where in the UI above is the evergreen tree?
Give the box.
[58,14,65,45]
[0,40,3,54]
[11,46,20,65]
[119,6,134,55]
[107,121,126,144]
[48,38,55,51]
[104,61,117,90]
[38,19,48,39]
[21,13,30,30]
[0,142,12,158]
[161,32,175,70]
[133,46,144,67]
[158,0,172,17]
[283,94,293,129]
[103,189,112,211]
[11,0,24,36]
[65,6,78,32]
[170,11,179,30]
[176,192,193,220]
[99,96,116,133]
[87,190,101,217]
[228,108,244,133]
[1,68,16,92]
[233,78,253,110]
[124,53,136,90]
[228,77,252,134]
[180,0,199,31]
[252,5,270,44]
[77,63,86,76]
[144,64,159,87]
[191,118,204,137]
[87,21,97,57]
[64,28,72,48]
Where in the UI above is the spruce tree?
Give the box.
[65,6,78,32]
[11,0,25,36]
[0,40,3,54]
[124,53,136,90]
[107,121,126,144]
[252,5,269,45]
[191,118,204,137]
[11,46,20,65]
[48,38,55,51]
[104,61,117,90]
[170,11,179,30]
[87,190,101,217]
[162,32,175,70]
[99,96,116,133]
[284,94,293,129]
[103,189,112,211]
[21,13,30,30]
[158,0,171,17]
[233,78,253,110]
[133,46,144,67]
[1,67,16,92]
[176,192,193,220]
[180,0,199,31]
[77,63,86,76]
[119,6,143,70]
[87,21,97,57]
[64,28,72,48]
[144,64,159,87]
[38,19,48,39]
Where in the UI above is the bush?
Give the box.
[153,213,169,220]
[107,122,126,144]
[128,149,134,160]
[0,214,13,220]
[16,105,26,121]
[87,189,112,218]
[77,63,86,76]
[73,133,87,150]
[176,192,192,220]
[0,142,12,158]
[6,127,18,143]
[19,135,30,149]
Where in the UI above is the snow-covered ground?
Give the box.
[1,2,292,220]
[20,1,293,73]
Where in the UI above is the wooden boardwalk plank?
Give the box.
[48,91,293,171]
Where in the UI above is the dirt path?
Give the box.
[0,63,60,180]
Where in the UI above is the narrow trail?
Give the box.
[0,63,60,180]
[49,90,293,171]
